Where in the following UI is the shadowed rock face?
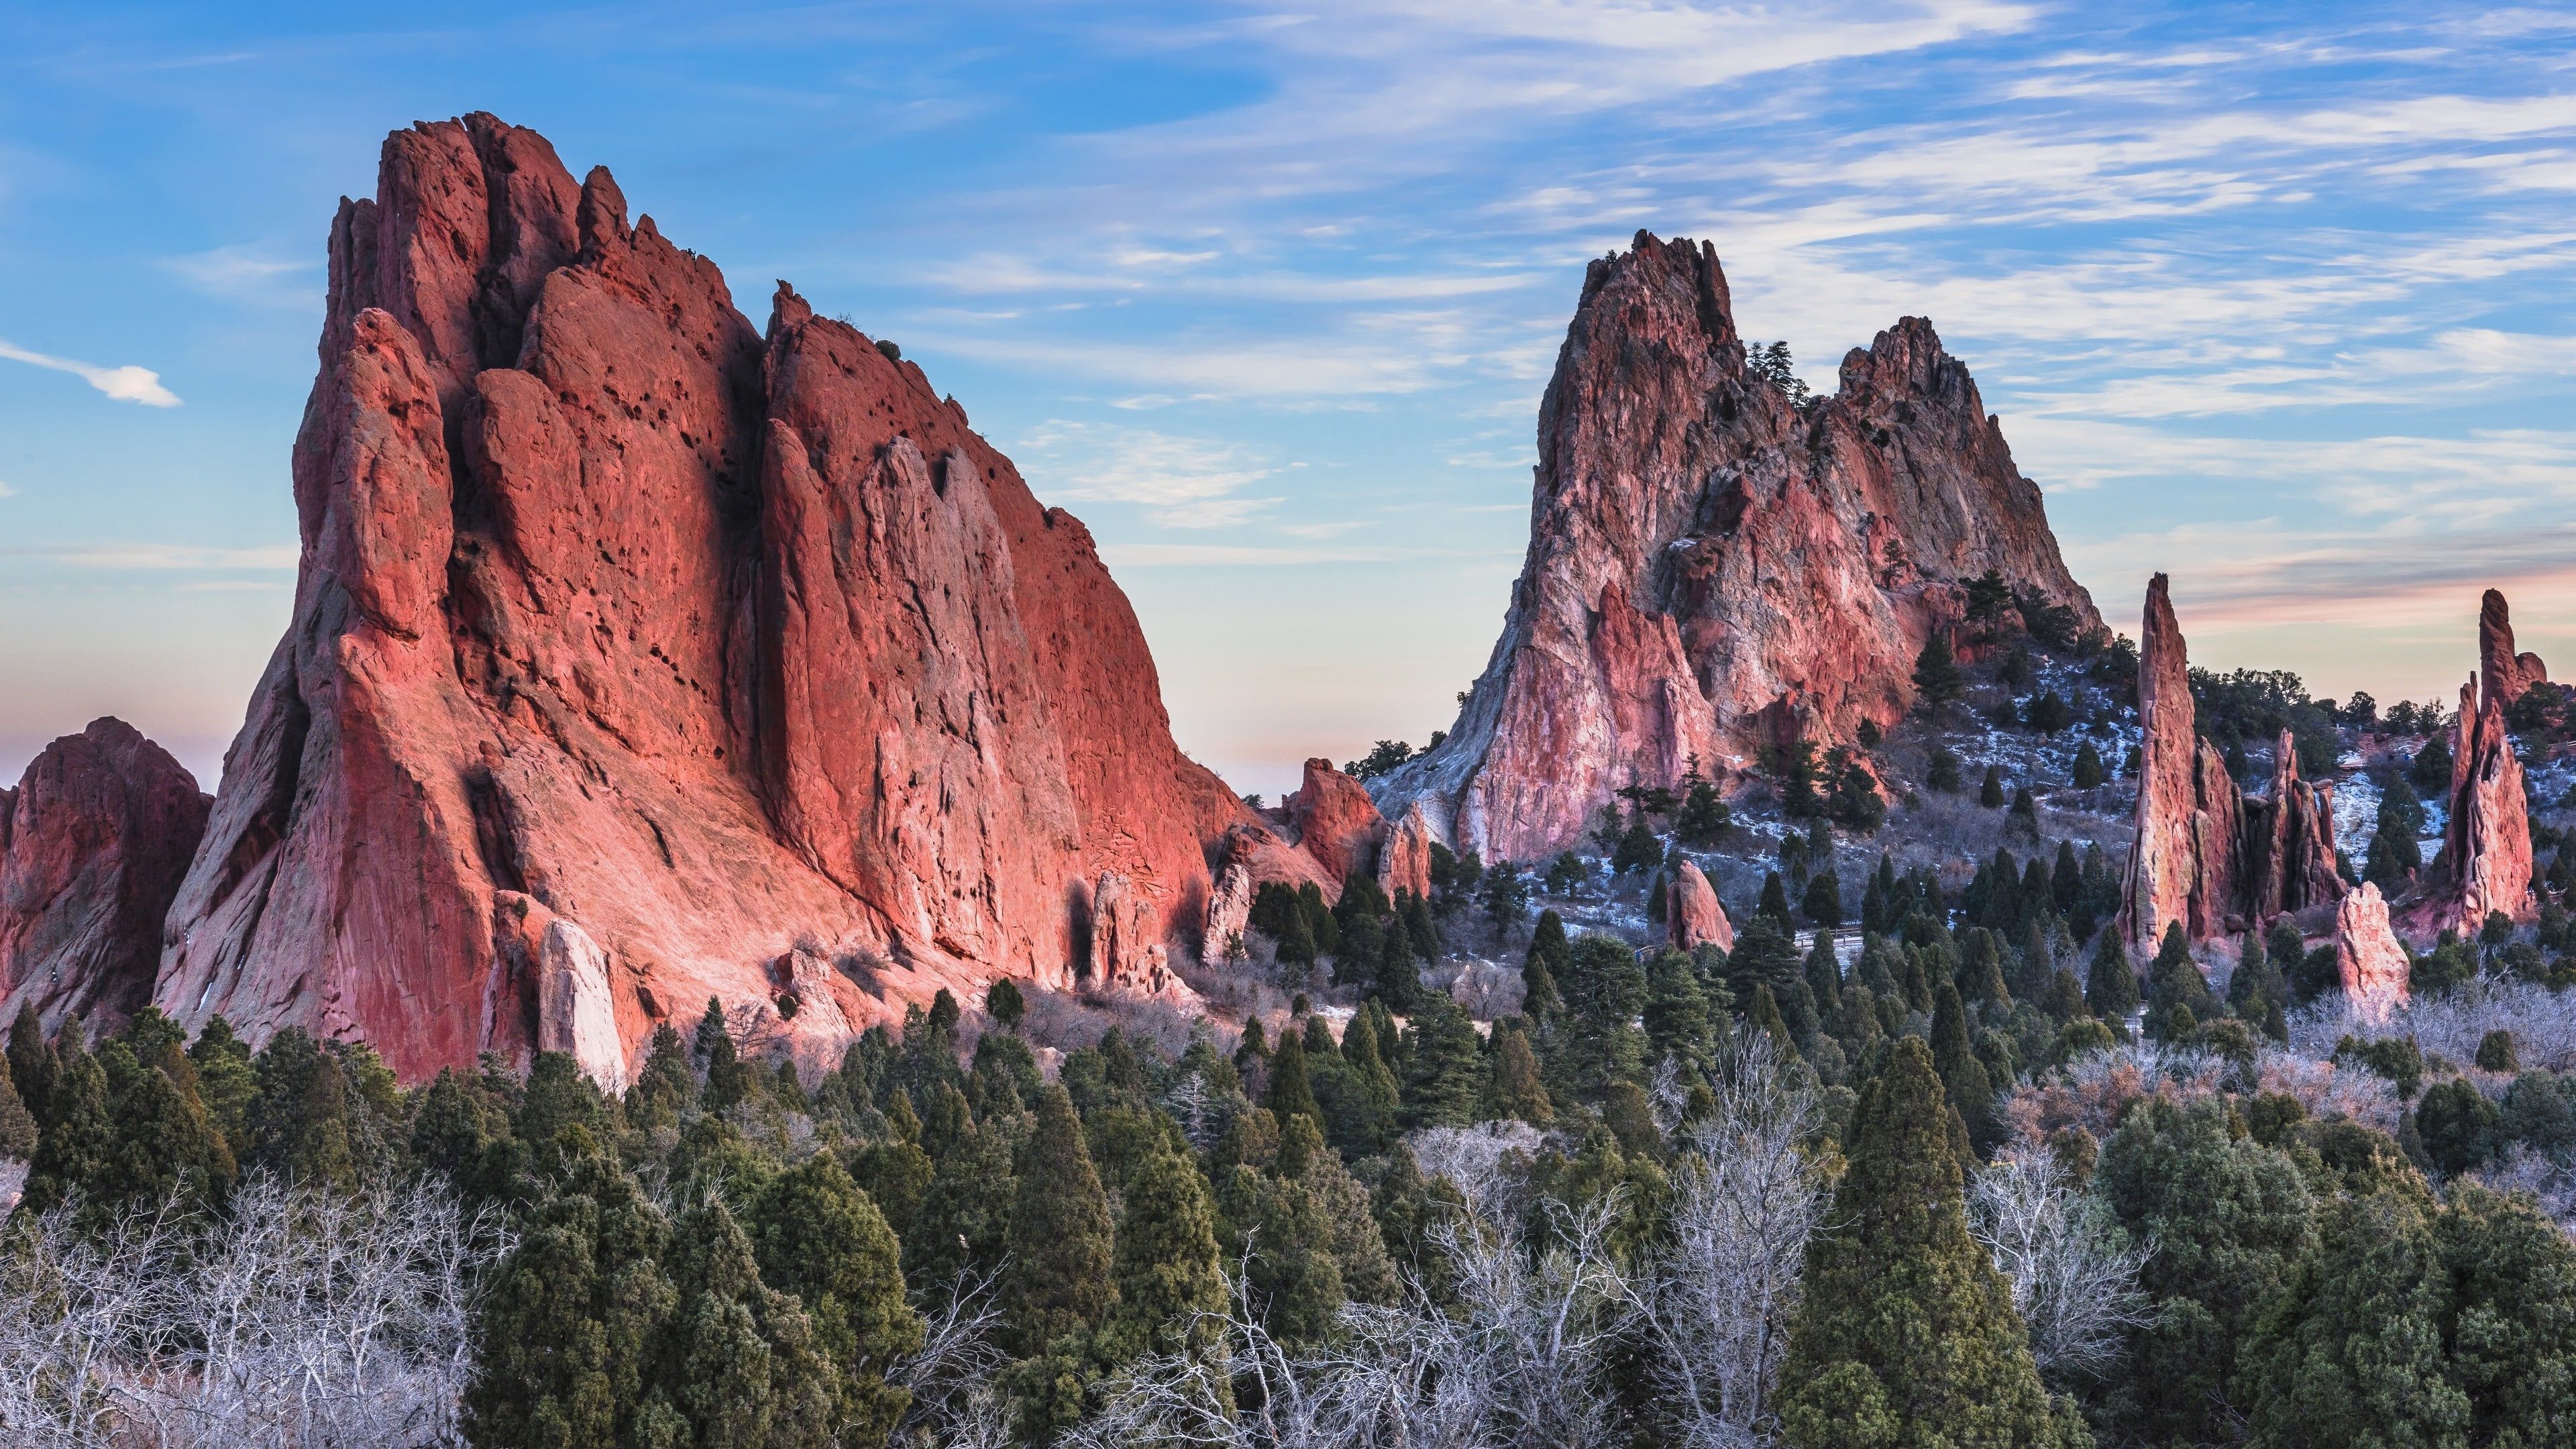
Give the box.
[1,720,210,1034]
[2480,589,2548,708]
[154,113,1277,1083]
[1289,758,1387,888]
[2447,676,2534,930]
[1370,231,2098,861]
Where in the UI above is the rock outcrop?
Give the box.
[2480,589,2549,708]
[154,113,1274,1081]
[2245,729,2343,922]
[1377,803,1435,903]
[1369,232,2098,860]
[2334,882,2410,1024]
[1289,758,1386,886]
[2445,676,2534,930]
[1,720,210,1034]
[2120,576,2341,949]
[1665,860,1734,953]
[1085,872,1182,997]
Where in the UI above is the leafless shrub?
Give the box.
[2253,1048,2401,1131]
[1969,1151,2152,1381]
[2000,1040,2226,1145]
[2292,978,2576,1072]
[2471,1146,2576,1232]
[0,1173,507,1448]
[1446,961,1525,1021]
[896,1267,1010,1448]
[1405,1122,1546,1225]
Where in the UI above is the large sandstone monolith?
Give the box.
[2334,882,2410,1024]
[0,720,210,1035]
[1369,232,2098,859]
[1290,758,1387,886]
[153,113,1279,1081]
[1665,859,1735,953]
[2122,576,2246,947]
[2480,589,2549,708]
[2447,677,2534,930]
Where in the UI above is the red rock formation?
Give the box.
[2123,576,2222,947]
[1289,758,1386,886]
[155,114,1266,1081]
[2480,589,2549,708]
[2245,729,2344,922]
[1370,232,2097,860]
[2446,677,2534,930]
[1084,872,1183,997]
[1377,802,1435,903]
[1665,859,1734,953]
[0,720,210,1034]
[2334,881,2409,1024]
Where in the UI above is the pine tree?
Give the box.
[696,998,757,1114]
[1557,933,1650,1100]
[1316,1011,1401,1156]
[1802,869,1843,928]
[21,1022,109,1215]
[7,1002,54,1126]
[906,1109,1015,1287]
[986,977,1026,1032]
[1487,1020,1555,1126]
[1778,1038,2071,1449]
[660,1195,840,1449]
[93,1020,234,1212]
[748,1151,921,1444]
[1980,764,2006,808]
[1006,1084,1117,1354]
[1931,982,1997,1155]
[2086,928,2140,1022]
[2145,922,2216,1040]
[244,1026,355,1190]
[1265,1026,1323,1129]
[2073,739,2106,789]
[1523,909,1568,1022]
[0,1055,36,1160]
[1372,924,1421,1013]
[1758,871,1793,926]
[1400,991,1485,1128]
[851,1096,933,1245]
[1643,949,1719,1085]
[1913,633,1966,708]
[1105,1134,1226,1364]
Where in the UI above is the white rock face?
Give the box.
[539,918,629,1095]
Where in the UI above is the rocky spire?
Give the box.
[2122,575,2229,948]
[1369,231,2098,860]
[2334,882,2409,1024]
[1665,859,1734,953]
[2445,676,2534,930]
[2245,727,2345,922]
[1,720,209,1035]
[2479,588,2548,708]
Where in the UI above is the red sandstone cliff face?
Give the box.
[1665,860,1733,953]
[2446,677,2534,930]
[1370,232,2097,860]
[1,720,209,1034]
[156,114,1272,1083]
[2118,576,2343,949]
[2480,589,2549,708]
[1289,758,1387,886]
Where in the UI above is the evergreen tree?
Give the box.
[1372,922,1421,1013]
[1931,983,1998,1154]
[92,1021,233,1212]
[1613,814,1663,876]
[2144,922,2216,1040]
[1265,1026,1323,1129]
[2096,1097,2317,1444]
[696,998,757,1114]
[1006,1084,1118,1354]
[623,1022,696,1134]
[244,1026,355,1189]
[659,1195,840,1449]
[1778,1038,2072,1449]
[1487,1020,1555,1126]
[1104,1135,1227,1363]
[1928,748,1964,794]
[1523,909,1569,1022]
[21,1022,109,1215]
[1980,764,2007,808]
[907,1110,1016,1287]
[1913,633,1966,708]
[1803,869,1843,928]
[1315,1010,1401,1155]
[1643,949,1719,1085]
[1758,871,1794,926]
[2086,928,2140,1022]
[986,977,1026,1032]
[851,1097,934,1246]
[2072,739,2106,789]
[748,1151,922,1444]
[0,1053,36,1160]
[1399,991,1485,1128]
[1557,933,1650,1100]
[7,1001,54,1126]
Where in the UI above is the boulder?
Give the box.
[1377,802,1436,903]
[2447,677,2534,930]
[2334,882,2410,1024]
[154,113,1263,1079]
[537,918,627,1095]
[1665,859,1734,953]
[0,720,209,1036]
[2480,589,2549,707]
[1367,232,2097,859]
[1289,758,1385,886]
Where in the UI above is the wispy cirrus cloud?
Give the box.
[0,337,179,405]
[1017,420,1293,527]
[15,543,294,570]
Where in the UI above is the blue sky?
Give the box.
[5,1,2575,798]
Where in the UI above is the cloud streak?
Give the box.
[0,338,180,406]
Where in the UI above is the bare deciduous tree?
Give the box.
[0,1173,506,1449]
[1624,1034,1829,1448]
[1968,1150,2153,1381]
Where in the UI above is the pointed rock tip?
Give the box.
[769,281,813,335]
